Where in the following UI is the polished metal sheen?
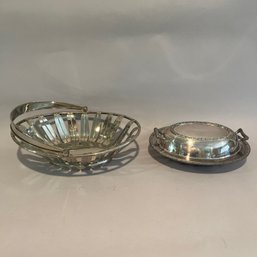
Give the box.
[10,101,141,169]
[150,121,250,165]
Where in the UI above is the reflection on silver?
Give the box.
[10,101,141,169]
[150,121,250,166]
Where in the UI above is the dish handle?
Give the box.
[236,128,249,141]
[154,128,167,140]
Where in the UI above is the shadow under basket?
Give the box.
[10,101,141,169]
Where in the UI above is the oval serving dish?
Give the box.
[149,121,250,166]
[10,101,141,169]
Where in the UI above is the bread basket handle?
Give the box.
[10,101,88,154]
[236,128,249,142]
[10,101,88,122]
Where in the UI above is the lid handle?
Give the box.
[236,128,249,142]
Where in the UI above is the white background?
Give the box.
[1,0,257,256]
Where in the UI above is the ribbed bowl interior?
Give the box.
[17,111,140,154]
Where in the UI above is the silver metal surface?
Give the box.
[10,101,141,169]
[150,121,250,166]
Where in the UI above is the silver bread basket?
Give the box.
[10,101,141,169]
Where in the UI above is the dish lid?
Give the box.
[153,121,249,161]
